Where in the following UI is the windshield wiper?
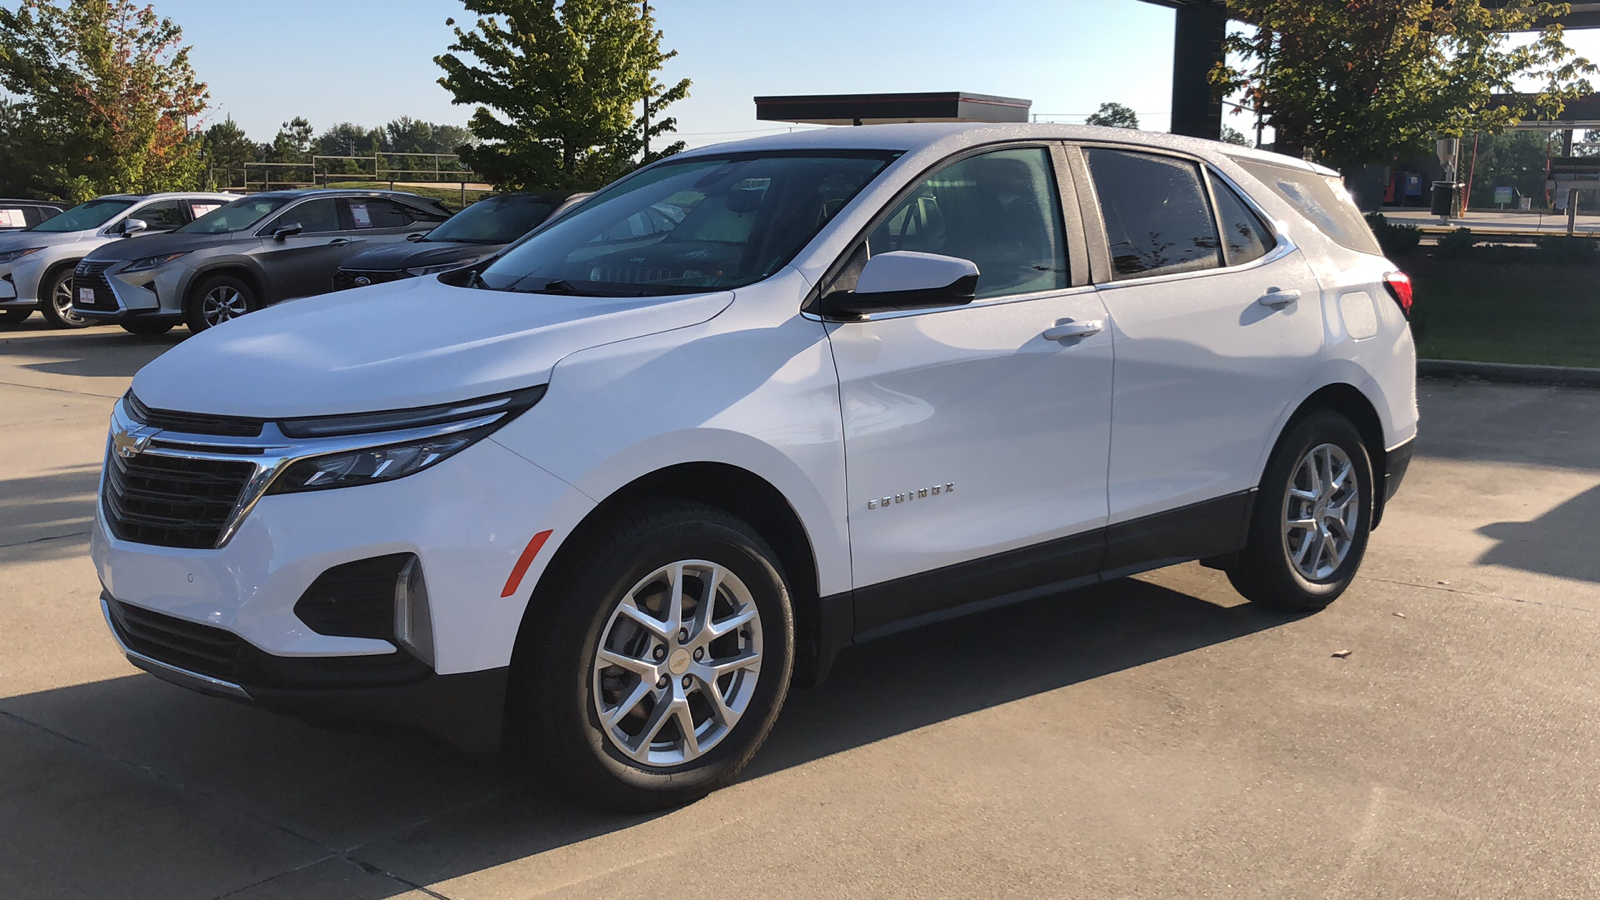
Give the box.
[532,279,649,297]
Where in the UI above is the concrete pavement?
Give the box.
[3,320,1599,898]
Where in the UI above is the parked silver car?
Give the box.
[74,189,452,335]
[0,193,237,328]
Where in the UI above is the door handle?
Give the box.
[328,238,352,247]
[1042,319,1104,341]
[1258,288,1301,308]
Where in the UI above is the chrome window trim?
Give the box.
[108,399,503,549]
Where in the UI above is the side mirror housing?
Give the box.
[272,223,303,242]
[121,218,148,236]
[820,251,980,319]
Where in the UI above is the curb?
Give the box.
[1419,359,1600,388]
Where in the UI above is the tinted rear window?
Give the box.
[1233,158,1382,256]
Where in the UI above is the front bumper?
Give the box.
[0,256,44,306]
[102,593,509,751]
[72,261,191,321]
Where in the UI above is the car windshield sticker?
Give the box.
[190,203,224,217]
[0,209,24,228]
[350,202,372,228]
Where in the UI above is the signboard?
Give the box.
[1494,186,1514,206]
[0,209,24,228]
[349,202,372,228]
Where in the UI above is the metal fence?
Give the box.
[209,152,489,205]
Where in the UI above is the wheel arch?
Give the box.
[1272,382,1393,527]
[519,461,834,688]
[187,263,265,309]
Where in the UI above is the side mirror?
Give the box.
[121,218,148,236]
[272,223,303,242]
[820,251,980,319]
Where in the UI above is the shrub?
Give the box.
[1435,227,1479,259]
[1365,212,1422,257]
[1536,236,1598,265]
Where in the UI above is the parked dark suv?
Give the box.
[73,189,452,334]
[333,191,581,291]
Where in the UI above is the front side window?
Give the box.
[867,147,1069,300]
[29,198,134,233]
[479,151,895,296]
[1209,172,1275,267]
[1085,148,1221,280]
[180,197,291,234]
[130,199,187,232]
[271,198,341,234]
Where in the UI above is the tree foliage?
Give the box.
[1464,130,1559,207]
[435,0,691,190]
[1217,0,1594,168]
[0,0,207,200]
[1085,102,1140,130]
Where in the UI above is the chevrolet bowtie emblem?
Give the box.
[112,426,156,459]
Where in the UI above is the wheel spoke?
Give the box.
[1321,529,1342,568]
[1292,530,1318,569]
[1284,517,1318,533]
[707,647,761,677]
[704,605,757,641]
[602,679,653,729]
[1288,487,1319,503]
[597,647,657,679]
[674,701,700,757]
[699,675,742,729]
[628,695,675,756]
[665,562,686,634]
[616,601,671,639]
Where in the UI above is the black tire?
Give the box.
[37,265,92,328]
[507,500,795,812]
[184,274,256,332]
[0,307,30,325]
[1228,410,1375,611]
[120,320,176,336]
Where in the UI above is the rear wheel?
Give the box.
[1229,410,1374,611]
[0,308,30,325]
[37,266,91,328]
[185,275,255,332]
[507,501,795,812]
[119,320,176,336]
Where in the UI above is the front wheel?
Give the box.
[38,266,92,328]
[507,501,795,812]
[185,275,256,332]
[1228,410,1374,611]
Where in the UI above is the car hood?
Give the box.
[130,277,736,418]
[86,230,244,260]
[341,240,504,273]
[0,229,85,250]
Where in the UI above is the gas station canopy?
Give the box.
[754,92,1032,127]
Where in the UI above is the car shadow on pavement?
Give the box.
[0,464,100,561]
[1476,483,1600,585]
[0,320,181,379]
[0,575,1300,896]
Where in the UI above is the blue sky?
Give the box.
[91,1,1600,147]
[151,0,1185,144]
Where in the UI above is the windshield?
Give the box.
[178,196,291,235]
[427,194,562,244]
[479,151,897,296]
[28,198,134,233]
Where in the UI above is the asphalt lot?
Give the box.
[3,319,1599,899]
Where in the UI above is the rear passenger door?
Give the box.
[1072,145,1324,563]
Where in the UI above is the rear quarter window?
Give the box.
[1232,158,1383,256]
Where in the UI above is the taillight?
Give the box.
[1383,271,1412,319]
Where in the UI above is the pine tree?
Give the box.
[435,0,690,190]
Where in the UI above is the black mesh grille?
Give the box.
[71,259,120,312]
[125,392,263,438]
[294,554,411,641]
[332,269,408,292]
[102,448,255,549]
[106,597,242,682]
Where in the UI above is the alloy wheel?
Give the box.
[201,286,249,326]
[1282,442,1359,581]
[52,277,86,326]
[591,560,763,768]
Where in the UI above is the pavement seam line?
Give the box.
[1367,575,1599,614]
[0,530,90,549]
[0,378,122,400]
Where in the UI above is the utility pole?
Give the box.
[641,0,651,161]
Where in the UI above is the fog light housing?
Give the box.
[394,556,435,666]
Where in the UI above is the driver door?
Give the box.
[255,198,352,302]
[826,145,1115,634]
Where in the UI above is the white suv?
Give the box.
[93,125,1416,810]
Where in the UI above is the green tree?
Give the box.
[435,0,691,190]
[203,115,255,185]
[0,0,208,201]
[1085,102,1140,130]
[1217,0,1594,169]
[267,116,314,162]
[1221,124,1249,146]
[1464,130,1559,207]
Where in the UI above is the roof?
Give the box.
[244,189,442,202]
[673,122,1333,174]
[0,198,64,206]
[755,92,1031,126]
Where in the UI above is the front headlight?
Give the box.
[123,251,191,273]
[0,247,44,264]
[266,386,546,494]
[404,257,485,277]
